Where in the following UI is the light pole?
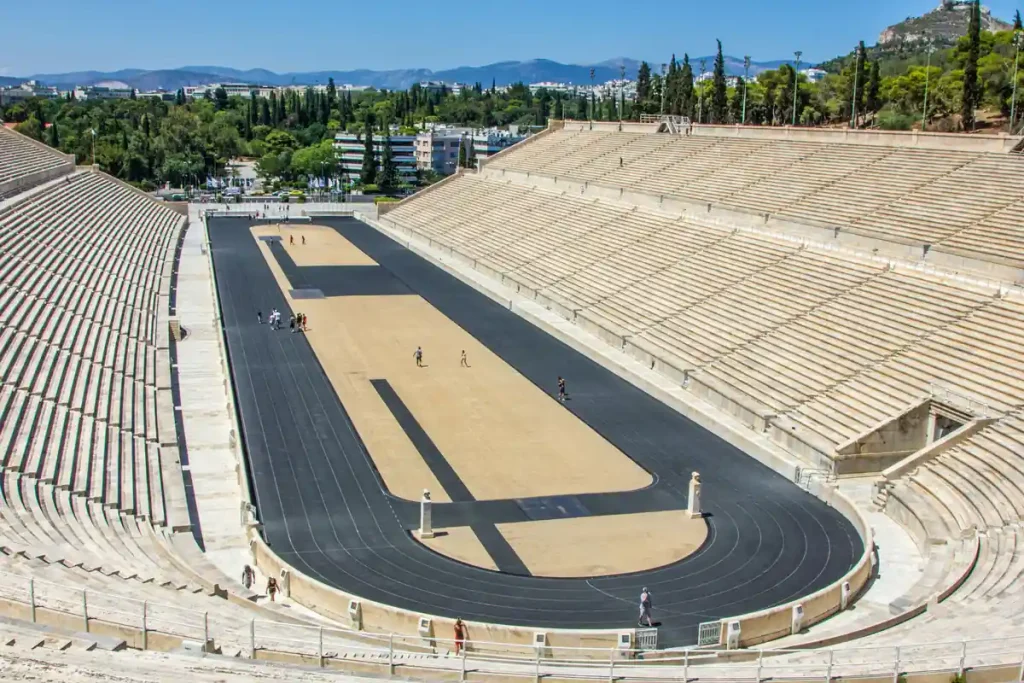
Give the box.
[792,51,802,126]
[741,56,751,125]
[589,68,596,121]
[922,48,934,131]
[616,64,624,121]
[1011,31,1022,133]
[698,58,707,123]
[850,47,861,129]
[661,63,668,115]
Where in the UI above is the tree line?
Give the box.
[630,1,1019,131]
[0,79,558,192]
[2,0,1018,191]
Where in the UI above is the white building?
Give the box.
[334,132,417,184]
[183,83,276,99]
[0,81,61,105]
[73,85,135,100]
[413,126,527,175]
[415,128,467,175]
[801,68,828,83]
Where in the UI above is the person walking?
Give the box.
[289,314,296,333]
[638,587,653,627]
[257,310,263,325]
[302,235,306,245]
[301,313,307,331]
[267,576,279,602]
[241,564,255,590]
[460,350,468,367]
[289,234,294,245]
[414,346,424,367]
[557,376,567,402]
[453,618,467,655]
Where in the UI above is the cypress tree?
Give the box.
[1015,9,1022,30]
[636,62,652,112]
[866,60,881,115]
[666,55,678,115]
[729,77,744,123]
[327,77,337,110]
[379,133,398,194]
[260,98,271,126]
[679,55,694,118]
[711,40,728,124]
[962,0,981,130]
[48,122,59,149]
[360,114,378,186]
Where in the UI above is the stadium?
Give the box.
[1,112,1024,683]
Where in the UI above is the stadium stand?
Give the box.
[378,121,1024,668]
[0,126,75,199]
[5,118,1024,679]
[484,126,1024,268]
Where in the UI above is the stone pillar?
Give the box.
[687,472,702,519]
[419,489,434,539]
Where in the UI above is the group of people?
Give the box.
[241,564,280,602]
[258,308,308,333]
[412,347,471,369]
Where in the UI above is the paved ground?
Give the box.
[206,215,862,646]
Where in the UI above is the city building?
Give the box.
[73,85,135,100]
[415,128,467,175]
[183,83,276,99]
[136,90,177,102]
[413,126,527,175]
[472,128,525,160]
[333,132,417,184]
[0,81,62,105]
[801,68,828,83]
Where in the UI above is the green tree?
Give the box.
[962,0,981,129]
[636,62,652,113]
[679,55,694,118]
[711,40,728,123]
[47,121,60,148]
[360,114,377,185]
[379,133,398,194]
[866,60,881,115]
[327,77,337,111]
[854,41,868,125]
[729,78,744,123]
[1015,9,1022,30]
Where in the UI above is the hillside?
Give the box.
[820,1,1013,73]
[878,1,1012,51]
[19,56,792,91]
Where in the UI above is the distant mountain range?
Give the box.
[12,57,797,92]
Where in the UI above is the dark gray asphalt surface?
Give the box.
[206,216,862,646]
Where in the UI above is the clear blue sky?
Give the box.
[4,0,1022,76]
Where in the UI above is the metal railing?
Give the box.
[4,569,1024,682]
